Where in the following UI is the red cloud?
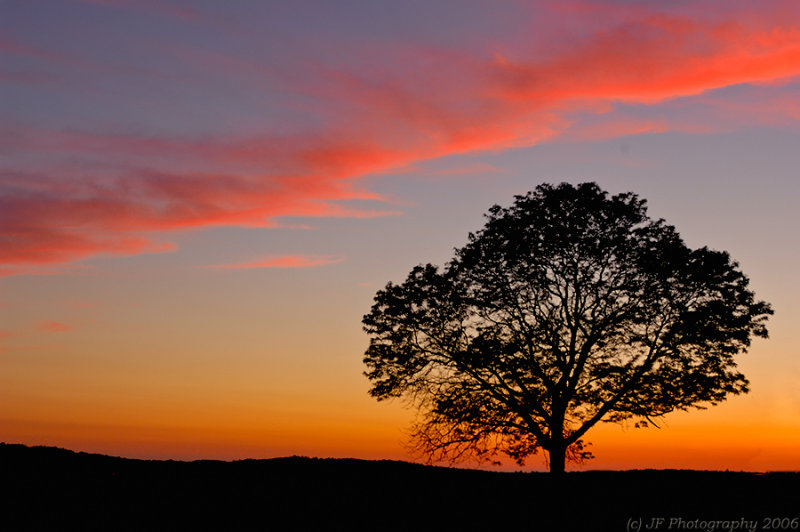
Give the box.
[208,255,345,270]
[3,2,800,274]
[489,14,800,105]
[37,321,72,333]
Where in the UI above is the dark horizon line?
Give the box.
[3,441,796,475]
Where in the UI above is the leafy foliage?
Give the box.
[363,182,772,471]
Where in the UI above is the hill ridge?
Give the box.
[2,442,797,531]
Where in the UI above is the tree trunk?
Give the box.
[549,444,566,474]
[549,404,566,474]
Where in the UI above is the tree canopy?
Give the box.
[362,182,772,473]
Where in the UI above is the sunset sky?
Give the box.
[2,0,799,471]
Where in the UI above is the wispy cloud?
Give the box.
[207,254,345,270]
[37,321,72,333]
[3,1,800,274]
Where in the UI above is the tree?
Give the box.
[362,182,772,473]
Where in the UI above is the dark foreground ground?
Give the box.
[2,443,797,531]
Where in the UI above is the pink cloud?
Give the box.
[208,254,345,270]
[37,321,72,333]
[691,88,800,125]
[3,2,800,275]
[488,13,800,106]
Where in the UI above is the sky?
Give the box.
[1,0,799,471]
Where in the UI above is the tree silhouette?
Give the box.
[363,182,772,473]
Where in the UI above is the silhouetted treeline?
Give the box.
[2,443,797,531]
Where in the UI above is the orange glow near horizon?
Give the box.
[3,400,798,471]
[2,332,794,471]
